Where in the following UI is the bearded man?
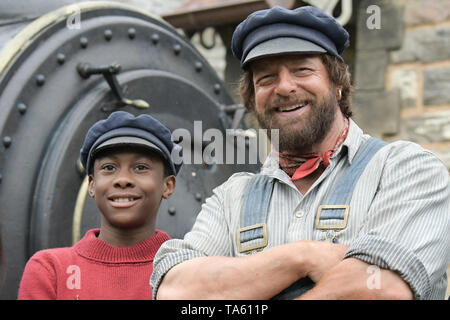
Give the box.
[151,6,450,300]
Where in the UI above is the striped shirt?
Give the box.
[151,119,450,300]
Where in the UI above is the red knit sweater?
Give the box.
[17,228,170,300]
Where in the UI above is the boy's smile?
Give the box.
[108,192,142,207]
[88,146,175,244]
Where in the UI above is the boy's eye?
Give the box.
[101,164,116,172]
[135,164,150,171]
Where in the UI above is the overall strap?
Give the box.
[237,174,275,254]
[236,174,315,298]
[315,137,388,234]
[328,137,387,205]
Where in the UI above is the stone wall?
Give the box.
[353,0,450,298]
[353,0,450,170]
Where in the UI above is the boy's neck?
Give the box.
[98,224,156,248]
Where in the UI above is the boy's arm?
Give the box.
[156,241,347,300]
[17,253,57,300]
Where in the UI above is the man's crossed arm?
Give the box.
[156,240,413,300]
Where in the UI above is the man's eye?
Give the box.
[293,68,311,75]
[256,74,275,86]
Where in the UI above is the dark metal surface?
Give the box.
[0,3,258,299]
[0,0,80,24]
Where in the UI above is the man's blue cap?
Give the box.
[80,111,182,176]
[231,5,350,68]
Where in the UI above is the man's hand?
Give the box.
[298,258,413,300]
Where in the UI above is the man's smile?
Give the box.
[276,101,310,113]
[271,101,311,119]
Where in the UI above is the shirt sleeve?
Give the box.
[17,251,57,300]
[344,142,450,300]
[150,180,234,299]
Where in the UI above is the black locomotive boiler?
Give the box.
[0,0,258,299]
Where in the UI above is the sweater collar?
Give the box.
[74,228,170,263]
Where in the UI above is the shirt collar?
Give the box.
[340,118,365,165]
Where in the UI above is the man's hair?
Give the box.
[238,54,353,118]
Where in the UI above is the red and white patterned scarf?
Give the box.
[276,118,349,181]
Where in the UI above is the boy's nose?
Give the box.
[113,172,135,189]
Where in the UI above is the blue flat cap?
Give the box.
[231,5,350,68]
[80,111,182,176]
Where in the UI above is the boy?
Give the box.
[18,111,182,300]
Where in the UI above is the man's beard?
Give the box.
[255,90,338,154]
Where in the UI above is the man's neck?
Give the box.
[307,111,347,155]
[281,111,348,195]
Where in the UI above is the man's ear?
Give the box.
[162,175,176,199]
[88,175,95,198]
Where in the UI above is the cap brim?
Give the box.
[93,136,167,160]
[242,37,326,67]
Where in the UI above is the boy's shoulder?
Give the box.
[27,246,76,270]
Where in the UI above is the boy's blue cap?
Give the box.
[231,5,350,68]
[80,111,182,176]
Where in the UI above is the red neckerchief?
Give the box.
[276,118,349,181]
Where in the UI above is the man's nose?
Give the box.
[274,69,297,97]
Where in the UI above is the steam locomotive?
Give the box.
[0,0,257,299]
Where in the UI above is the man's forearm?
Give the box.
[157,242,309,300]
[298,258,414,300]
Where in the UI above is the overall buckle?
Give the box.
[237,223,268,253]
[315,205,349,230]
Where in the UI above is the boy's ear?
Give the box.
[162,176,176,199]
[88,175,95,198]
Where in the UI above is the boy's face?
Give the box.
[88,147,175,231]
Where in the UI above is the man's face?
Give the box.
[88,147,175,231]
[251,54,338,153]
